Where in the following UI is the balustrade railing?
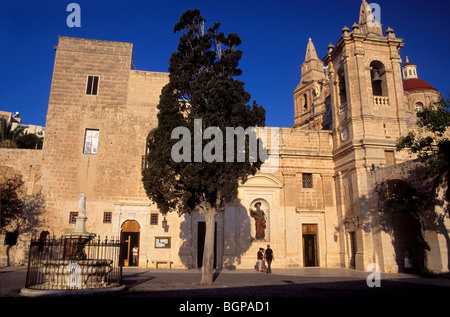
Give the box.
[373,96,389,106]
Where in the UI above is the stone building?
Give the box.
[1,1,448,273]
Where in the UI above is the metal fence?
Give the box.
[24,236,123,290]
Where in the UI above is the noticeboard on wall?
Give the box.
[155,237,171,248]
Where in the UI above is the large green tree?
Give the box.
[389,97,450,271]
[142,9,266,284]
[396,96,450,172]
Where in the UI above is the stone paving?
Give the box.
[119,267,450,298]
[3,265,450,315]
[2,265,450,298]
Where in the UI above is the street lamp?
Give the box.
[343,219,350,230]
[343,217,360,230]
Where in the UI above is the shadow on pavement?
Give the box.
[115,275,450,298]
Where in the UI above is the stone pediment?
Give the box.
[240,174,283,189]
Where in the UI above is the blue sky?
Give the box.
[1,0,449,128]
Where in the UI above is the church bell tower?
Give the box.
[293,38,329,130]
[322,0,407,161]
[321,0,408,270]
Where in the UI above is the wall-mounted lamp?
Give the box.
[162,217,167,230]
[343,217,360,230]
[343,219,350,230]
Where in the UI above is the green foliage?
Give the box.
[0,118,43,149]
[375,179,429,218]
[396,96,450,172]
[0,174,24,229]
[1,173,45,242]
[16,133,43,149]
[142,9,266,215]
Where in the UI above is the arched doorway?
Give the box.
[379,179,426,273]
[121,220,140,267]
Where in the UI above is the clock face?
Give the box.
[341,127,349,141]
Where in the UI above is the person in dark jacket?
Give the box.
[265,245,274,273]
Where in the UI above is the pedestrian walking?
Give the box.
[257,248,265,272]
[265,244,274,273]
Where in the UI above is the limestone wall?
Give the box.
[368,159,449,273]
[41,37,168,239]
[0,149,44,265]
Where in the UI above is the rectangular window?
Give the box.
[385,150,395,167]
[69,212,79,224]
[86,75,99,95]
[83,129,99,154]
[103,212,112,224]
[150,213,159,225]
[302,173,313,189]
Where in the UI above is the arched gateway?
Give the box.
[121,220,140,267]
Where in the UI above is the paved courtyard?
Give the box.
[2,266,450,314]
[2,266,450,298]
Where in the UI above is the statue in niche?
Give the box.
[312,82,321,100]
[249,202,266,240]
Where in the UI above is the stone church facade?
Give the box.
[1,1,448,273]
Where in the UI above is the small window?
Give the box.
[385,151,395,167]
[338,69,347,108]
[302,173,313,189]
[69,212,79,224]
[103,212,112,224]
[83,129,99,154]
[150,213,159,225]
[86,75,99,95]
[415,102,424,112]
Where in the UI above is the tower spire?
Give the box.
[305,38,319,62]
[358,0,383,36]
[300,38,325,82]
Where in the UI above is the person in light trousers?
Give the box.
[257,248,265,272]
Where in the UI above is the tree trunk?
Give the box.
[200,206,216,285]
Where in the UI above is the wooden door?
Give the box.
[122,234,131,266]
[349,231,356,268]
[302,224,318,267]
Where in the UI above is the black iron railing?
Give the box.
[24,236,124,290]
